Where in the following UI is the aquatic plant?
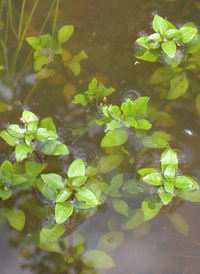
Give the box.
[1,2,200,272]
[134,15,200,100]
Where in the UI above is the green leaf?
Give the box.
[185,34,200,53]
[134,48,161,62]
[143,173,163,186]
[75,189,98,205]
[168,213,189,236]
[162,40,176,58]
[22,111,38,123]
[153,15,168,34]
[165,29,180,39]
[0,189,12,200]
[41,173,65,189]
[11,174,27,186]
[58,25,74,45]
[0,130,20,146]
[112,199,129,216]
[121,99,134,117]
[73,50,88,62]
[68,159,85,177]
[40,140,63,155]
[161,149,178,172]
[136,119,152,130]
[158,187,173,205]
[104,174,123,197]
[143,131,172,149]
[34,55,49,71]
[101,129,128,147]
[177,191,200,202]
[150,67,174,85]
[180,27,198,43]
[40,117,56,131]
[97,231,124,252]
[123,179,146,195]
[35,68,57,79]
[36,178,56,201]
[143,135,169,149]
[36,128,58,140]
[81,250,115,268]
[55,201,73,224]
[1,160,13,173]
[97,155,123,174]
[138,168,158,177]
[40,223,65,244]
[56,188,72,202]
[25,161,47,178]
[7,208,25,231]
[26,37,41,50]
[72,94,88,105]
[15,143,34,161]
[67,61,81,76]
[71,176,87,187]
[135,36,151,49]
[121,209,144,230]
[175,175,194,188]
[8,124,25,137]
[31,231,65,255]
[142,196,163,221]
[167,72,189,99]
[163,164,176,179]
[164,180,174,193]
[132,97,149,117]
[52,143,69,155]
[145,33,162,43]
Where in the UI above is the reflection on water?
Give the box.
[1,0,200,273]
[0,225,33,274]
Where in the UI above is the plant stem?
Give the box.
[52,0,60,37]
[1,40,8,71]
[10,0,40,75]
[8,0,18,39]
[24,79,41,104]
[0,0,4,21]
[3,9,9,47]
[15,0,57,95]
[18,0,26,40]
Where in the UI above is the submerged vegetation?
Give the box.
[1,1,200,273]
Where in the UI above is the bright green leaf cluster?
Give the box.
[40,159,101,224]
[0,110,69,161]
[72,78,115,105]
[135,15,198,62]
[100,97,151,147]
[138,149,199,205]
[26,25,87,78]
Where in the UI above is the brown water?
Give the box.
[1,0,200,273]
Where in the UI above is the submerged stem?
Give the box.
[15,0,57,96]
[10,0,40,75]
[1,40,8,71]
[0,0,4,22]
[8,0,18,39]
[24,79,41,104]
[52,0,60,37]
[18,0,26,40]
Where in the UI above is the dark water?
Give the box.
[1,0,200,273]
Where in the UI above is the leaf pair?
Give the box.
[0,110,69,161]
